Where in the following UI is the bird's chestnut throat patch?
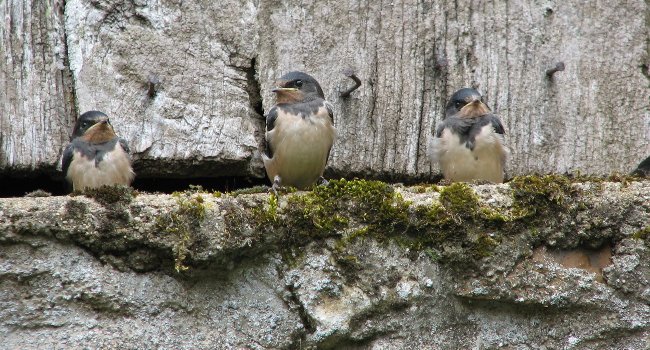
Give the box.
[82,122,118,144]
[274,89,305,104]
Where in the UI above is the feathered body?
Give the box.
[62,111,134,191]
[429,88,508,183]
[263,71,335,190]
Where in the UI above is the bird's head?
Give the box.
[72,110,117,144]
[445,88,491,119]
[272,71,325,104]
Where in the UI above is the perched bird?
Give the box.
[429,88,508,183]
[262,71,336,192]
[62,111,135,191]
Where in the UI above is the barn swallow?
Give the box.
[429,88,508,183]
[62,111,135,191]
[262,71,336,192]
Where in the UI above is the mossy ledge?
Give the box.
[1,177,648,274]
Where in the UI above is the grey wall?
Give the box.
[1,0,649,180]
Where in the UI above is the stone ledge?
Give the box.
[1,177,649,349]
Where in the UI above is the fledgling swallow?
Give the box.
[429,88,508,183]
[262,71,336,192]
[61,111,135,191]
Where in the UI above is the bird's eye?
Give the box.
[81,122,88,128]
[294,80,303,88]
[455,101,464,108]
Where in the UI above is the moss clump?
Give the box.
[64,199,89,219]
[155,191,209,272]
[81,185,135,206]
[406,183,508,263]
[283,179,409,239]
[439,183,481,221]
[252,193,279,227]
[509,174,579,218]
[472,233,500,258]
[252,179,411,267]
[632,226,650,240]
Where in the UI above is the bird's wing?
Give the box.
[266,106,279,132]
[118,138,131,154]
[428,120,450,164]
[325,101,334,124]
[322,101,335,162]
[486,114,505,135]
[264,106,280,158]
[434,121,447,138]
[465,114,505,149]
[61,142,75,177]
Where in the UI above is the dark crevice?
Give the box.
[60,0,79,128]
[0,174,269,198]
[287,283,316,334]
[246,57,264,118]
[640,64,650,87]
[274,265,315,349]
[284,282,316,349]
[0,163,443,198]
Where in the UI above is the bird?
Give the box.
[429,88,508,183]
[62,111,135,191]
[262,71,336,192]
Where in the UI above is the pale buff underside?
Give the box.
[66,143,135,191]
[263,106,335,189]
[430,124,508,183]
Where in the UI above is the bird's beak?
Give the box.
[272,86,303,103]
[83,117,116,143]
[94,117,113,130]
[272,87,299,93]
[459,99,490,118]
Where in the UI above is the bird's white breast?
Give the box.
[67,143,135,191]
[263,106,336,189]
[432,124,507,183]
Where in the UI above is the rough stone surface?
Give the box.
[0,0,76,174]
[64,0,264,178]
[1,179,648,349]
[258,0,650,178]
[2,0,649,179]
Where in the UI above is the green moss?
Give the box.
[80,185,135,206]
[236,176,604,269]
[64,199,89,219]
[334,226,370,253]
[439,183,481,218]
[423,248,440,262]
[632,226,650,240]
[228,186,271,196]
[283,179,409,239]
[155,190,209,272]
[472,233,500,258]
[252,193,279,227]
[509,174,579,218]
